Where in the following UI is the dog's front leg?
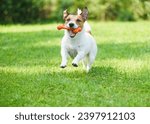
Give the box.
[60,47,68,68]
[72,51,85,67]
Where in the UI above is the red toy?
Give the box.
[57,24,82,33]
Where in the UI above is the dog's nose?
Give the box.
[69,23,74,27]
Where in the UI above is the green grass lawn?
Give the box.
[0,21,150,106]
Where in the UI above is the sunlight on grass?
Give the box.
[0,58,149,75]
[99,59,149,73]
[32,39,60,47]
[0,24,58,33]
[0,65,85,74]
[91,21,150,43]
[0,66,49,74]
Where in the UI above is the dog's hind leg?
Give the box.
[86,58,93,73]
[82,57,88,69]
[86,51,97,73]
[86,61,92,73]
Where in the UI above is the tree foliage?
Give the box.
[0,0,150,23]
[0,0,51,23]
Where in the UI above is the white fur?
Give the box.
[77,8,82,15]
[60,22,97,72]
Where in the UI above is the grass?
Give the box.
[0,21,150,106]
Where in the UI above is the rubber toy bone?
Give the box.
[57,24,82,33]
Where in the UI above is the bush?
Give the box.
[51,0,150,21]
[0,0,150,23]
[0,0,51,23]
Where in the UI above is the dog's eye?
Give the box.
[77,19,81,22]
[66,18,70,21]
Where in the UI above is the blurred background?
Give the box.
[0,0,150,24]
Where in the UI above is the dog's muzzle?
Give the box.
[69,23,74,28]
[67,22,78,38]
[69,30,76,38]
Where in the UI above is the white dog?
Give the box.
[60,7,97,72]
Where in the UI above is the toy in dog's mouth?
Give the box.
[57,24,82,38]
[68,30,76,38]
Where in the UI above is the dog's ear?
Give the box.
[81,7,88,21]
[63,9,69,20]
[77,8,82,15]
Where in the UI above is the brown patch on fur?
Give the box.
[63,10,69,20]
[81,7,88,21]
[65,15,85,28]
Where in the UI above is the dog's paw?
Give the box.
[60,65,66,68]
[72,63,78,67]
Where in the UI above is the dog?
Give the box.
[60,7,97,72]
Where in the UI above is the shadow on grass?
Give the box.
[98,42,149,60]
[53,66,121,81]
[0,30,62,47]
[0,30,62,66]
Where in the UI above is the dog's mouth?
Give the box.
[68,30,76,38]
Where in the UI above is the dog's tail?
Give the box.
[84,21,92,34]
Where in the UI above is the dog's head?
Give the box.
[63,7,88,38]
